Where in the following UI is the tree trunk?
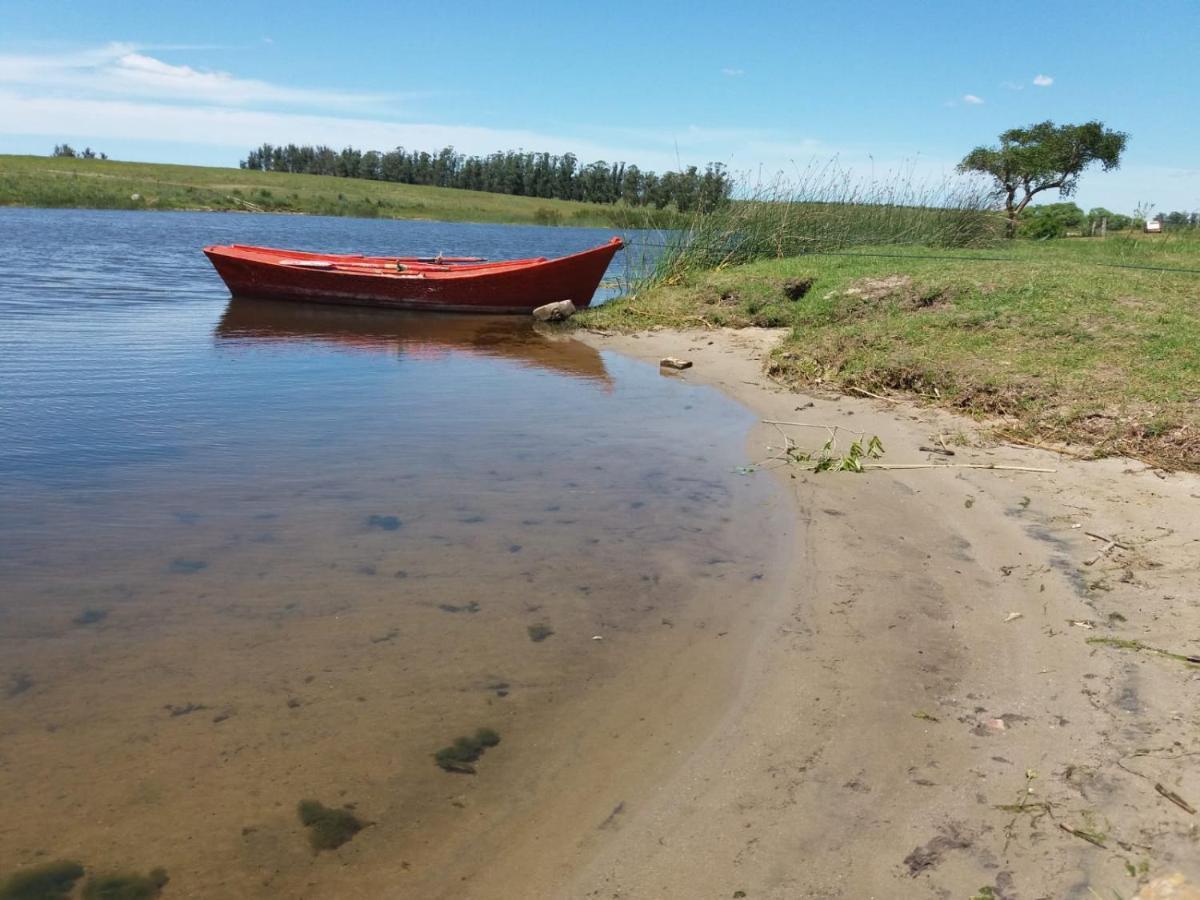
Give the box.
[1004,188,1019,239]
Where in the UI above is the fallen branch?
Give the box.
[1084,531,1130,549]
[763,424,1056,480]
[849,386,898,403]
[996,433,1094,459]
[763,419,841,432]
[861,463,1056,473]
[1084,541,1117,567]
[226,195,264,212]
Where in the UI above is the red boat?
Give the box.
[203,237,624,314]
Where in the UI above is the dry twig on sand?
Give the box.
[1058,823,1106,848]
[1155,783,1197,815]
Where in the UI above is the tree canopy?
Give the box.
[240,144,733,212]
[51,144,107,160]
[1018,202,1084,239]
[958,121,1127,236]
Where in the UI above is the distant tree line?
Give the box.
[1156,210,1200,229]
[239,144,733,211]
[51,144,107,160]
[1018,202,1199,238]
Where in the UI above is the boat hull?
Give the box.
[203,238,623,314]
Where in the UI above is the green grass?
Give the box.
[581,234,1200,469]
[0,155,673,227]
[633,166,999,287]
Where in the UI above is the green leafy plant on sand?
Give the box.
[82,869,169,900]
[769,424,885,473]
[297,800,366,852]
[434,727,502,774]
[0,861,84,900]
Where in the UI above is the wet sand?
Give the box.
[562,327,1200,899]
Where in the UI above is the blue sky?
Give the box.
[1,0,1197,214]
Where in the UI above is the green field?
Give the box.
[0,154,649,227]
[582,235,1200,469]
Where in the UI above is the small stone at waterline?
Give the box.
[532,300,576,321]
[660,357,693,370]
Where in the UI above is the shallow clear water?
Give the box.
[0,208,782,895]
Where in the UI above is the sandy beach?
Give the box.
[546,327,1200,899]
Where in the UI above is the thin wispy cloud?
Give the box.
[1033,74,1054,87]
[721,67,745,77]
[0,42,393,111]
[0,41,962,191]
[1001,80,1025,91]
[0,91,688,169]
[962,94,984,105]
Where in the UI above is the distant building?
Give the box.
[1144,219,1163,233]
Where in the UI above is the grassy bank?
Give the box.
[583,236,1200,469]
[0,155,674,227]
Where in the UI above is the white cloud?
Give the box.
[0,42,979,193]
[721,67,745,77]
[1001,80,1025,91]
[962,94,984,105]
[0,89,954,189]
[0,91,684,169]
[0,42,391,111]
[1033,74,1053,87]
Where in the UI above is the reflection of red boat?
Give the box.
[203,238,624,314]
[214,297,612,384]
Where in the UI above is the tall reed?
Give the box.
[634,160,1002,288]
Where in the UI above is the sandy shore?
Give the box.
[559,327,1200,899]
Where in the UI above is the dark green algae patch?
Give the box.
[0,861,84,900]
[82,869,169,899]
[0,862,167,900]
[297,800,367,852]
[434,727,501,773]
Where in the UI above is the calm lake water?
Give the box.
[0,208,787,897]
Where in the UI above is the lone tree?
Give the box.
[958,121,1128,237]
